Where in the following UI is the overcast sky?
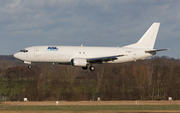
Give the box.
[0,0,179,58]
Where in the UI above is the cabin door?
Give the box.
[34,48,39,57]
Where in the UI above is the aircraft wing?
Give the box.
[87,55,124,63]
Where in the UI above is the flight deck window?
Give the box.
[20,49,28,53]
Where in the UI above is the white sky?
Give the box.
[0,0,179,58]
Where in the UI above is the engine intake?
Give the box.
[71,58,87,67]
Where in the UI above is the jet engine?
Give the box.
[71,58,87,67]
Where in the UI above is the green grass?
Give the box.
[1,105,180,111]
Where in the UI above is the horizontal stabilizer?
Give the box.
[145,49,169,53]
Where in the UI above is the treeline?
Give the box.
[0,56,180,101]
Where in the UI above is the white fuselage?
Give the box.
[14,23,165,71]
[14,46,152,64]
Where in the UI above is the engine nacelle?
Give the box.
[71,58,87,67]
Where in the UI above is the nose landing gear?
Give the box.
[28,65,31,69]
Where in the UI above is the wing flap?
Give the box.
[87,55,124,63]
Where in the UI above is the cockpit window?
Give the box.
[20,49,28,53]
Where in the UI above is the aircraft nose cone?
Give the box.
[13,53,18,58]
[13,53,16,58]
[13,52,21,59]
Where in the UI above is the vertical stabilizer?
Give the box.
[124,23,160,49]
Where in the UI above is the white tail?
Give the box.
[124,23,160,49]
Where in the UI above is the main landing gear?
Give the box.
[82,65,95,71]
[89,66,95,71]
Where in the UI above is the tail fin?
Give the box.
[124,23,160,49]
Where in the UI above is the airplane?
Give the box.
[14,23,168,71]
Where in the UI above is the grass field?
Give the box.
[1,101,180,113]
[1,104,180,110]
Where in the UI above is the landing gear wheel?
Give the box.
[28,65,31,69]
[82,66,88,70]
[89,66,95,71]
